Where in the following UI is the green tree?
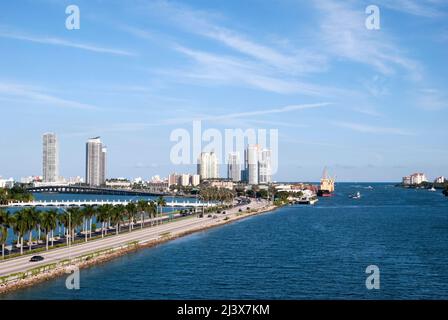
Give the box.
[39,211,53,251]
[156,196,167,225]
[125,202,137,232]
[0,209,14,258]
[82,205,96,242]
[137,200,148,229]
[111,205,125,235]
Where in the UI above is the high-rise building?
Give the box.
[197,152,219,180]
[258,149,272,184]
[42,133,59,183]
[227,152,241,182]
[243,145,272,185]
[86,137,106,186]
[245,144,261,185]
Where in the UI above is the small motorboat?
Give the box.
[429,186,436,192]
[349,192,361,199]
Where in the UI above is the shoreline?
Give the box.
[0,203,279,295]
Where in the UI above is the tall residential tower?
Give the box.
[197,152,219,180]
[42,133,59,183]
[86,137,107,186]
[227,152,241,182]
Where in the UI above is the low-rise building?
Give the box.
[190,174,200,186]
[410,173,427,185]
[206,179,235,190]
[105,178,132,189]
[0,177,15,188]
[435,176,446,184]
[402,176,412,185]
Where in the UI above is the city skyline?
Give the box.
[0,0,447,182]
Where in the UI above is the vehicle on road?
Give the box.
[30,255,44,262]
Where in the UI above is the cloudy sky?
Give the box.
[0,0,447,182]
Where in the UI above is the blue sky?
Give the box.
[0,0,447,182]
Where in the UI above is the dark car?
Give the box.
[30,255,44,262]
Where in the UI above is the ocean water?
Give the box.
[2,183,448,300]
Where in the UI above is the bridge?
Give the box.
[26,185,168,196]
[3,199,216,208]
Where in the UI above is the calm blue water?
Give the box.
[2,183,448,299]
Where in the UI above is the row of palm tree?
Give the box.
[199,187,235,203]
[0,197,168,259]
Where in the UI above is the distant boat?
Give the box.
[429,186,436,192]
[349,192,361,199]
[365,186,374,190]
[317,167,335,197]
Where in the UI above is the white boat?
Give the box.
[349,192,361,199]
[429,186,436,192]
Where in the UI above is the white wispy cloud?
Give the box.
[0,29,136,56]
[313,0,422,78]
[376,0,447,18]
[66,102,329,135]
[416,88,447,110]
[0,82,99,110]
[332,121,414,136]
[145,1,327,75]
[143,1,327,74]
[159,45,346,96]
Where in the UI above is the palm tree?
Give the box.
[111,205,124,235]
[156,196,166,225]
[96,205,110,238]
[148,201,157,226]
[82,205,96,242]
[125,202,137,232]
[137,200,148,229]
[25,208,40,252]
[58,211,70,246]
[47,210,58,247]
[66,207,83,243]
[13,209,28,255]
[39,211,52,251]
[0,209,14,259]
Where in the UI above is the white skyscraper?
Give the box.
[258,148,272,184]
[86,137,107,186]
[243,145,272,185]
[42,133,59,183]
[245,144,261,185]
[227,152,241,182]
[197,152,219,180]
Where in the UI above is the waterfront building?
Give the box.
[227,152,241,182]
[86,137,107,186]
[105,178,131,189]
[435,176,446,184]
[42,133,59,183]
[0,177,14,188]
[198,152,219,180]
[402,175,412,185]
[410,173,427,185]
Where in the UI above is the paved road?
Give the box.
[0,199,269,277]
